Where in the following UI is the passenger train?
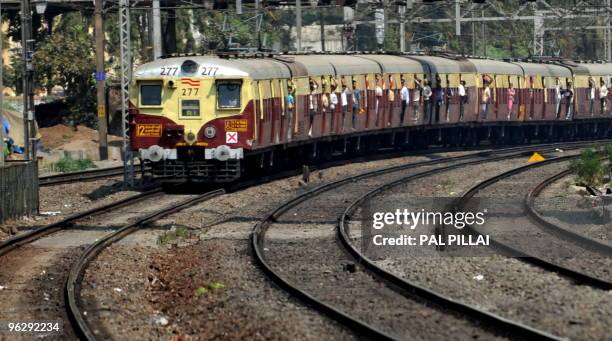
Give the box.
[129,53,612,182]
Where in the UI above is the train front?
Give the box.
[129,57,254,182]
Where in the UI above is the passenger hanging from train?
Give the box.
[507,83,516,120]
[351,79,362,130]
[375,74,384,127]
[444,75,453,122]
[413,76,422,121]
[341,83,349,132]
[422,80,432,124]
[564,81,574,120]
[400,79,409,125]
[555,78,563,119]
[600,79,609,114]
[589,78,596,116]
[387,74,395,126]
[330,84,338,132]
[308,79,319,137]
[458,80,466,121]
[286,83,295,141]
[433,76,443,124]
[480,79,491,120]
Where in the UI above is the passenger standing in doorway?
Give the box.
[600,80,609,114]
[351,80,361,130]
[480,81,491,120]
[387,75,395,126]
[554,78,563,118]
[589,79,596,116]
[422,80,432,124]
[330,85,338,132]
[308,80,318,137]
[341,83,349,132]
[400,79,409,125]
[458,80,466,121]
[444,82,453,122]
[507,83,515,120]
[413,76,422,121]
[564,81,574,120]
[433,81,443,124]
[286,84,295,141]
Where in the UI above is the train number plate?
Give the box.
[224,119,248,132]
[136,124,162,137]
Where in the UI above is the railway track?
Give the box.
[455,157,612,290]
[525,168,612,254]
[251,143,598,340]
[0,188,222,340]
[38,165,152,187]
[66,189,224,340]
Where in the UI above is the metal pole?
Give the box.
[119,0,134,187]
[95,0,108,160]
[399,5,405,53]
[0,2,4,167]
[20,0,31,160]
[481,9,485,57]
[607,0,611,60]
[296,0,302,52]
[152,0,162,59]
[455,0,461,36]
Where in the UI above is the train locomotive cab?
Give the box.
[130,57,254,182]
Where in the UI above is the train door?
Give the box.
[252,81,262,146]
[259,80,272,145]
[351,74,367,131]
[270,79,281,144]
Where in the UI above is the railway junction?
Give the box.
[0,1,611,340]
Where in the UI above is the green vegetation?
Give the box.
[53,154,97,173]
[194,282,225,298]
[157,225,190,245]
[570,148,605,187]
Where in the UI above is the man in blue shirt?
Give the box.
[351,80,361,130]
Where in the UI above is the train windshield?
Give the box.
[140,83,162,106]
[217,82,241,109]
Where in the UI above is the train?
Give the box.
[129,52,612,182]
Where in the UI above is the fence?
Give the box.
[0,161,39,222]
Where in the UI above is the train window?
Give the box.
[181,99,200,117]
[140,83,162,106]
[217,81,241,109]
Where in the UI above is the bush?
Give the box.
[570,148,604,187]
[54,154,97,173]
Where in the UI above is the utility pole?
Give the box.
[152,0,162,59]
[319,7,325,51]
[21,0,34,160]
[606,0,611,60]
[399,5,405,53]
[119,0,134,187]
[95,0,108,160]
[454,0,461,52]
[296,0,302,52]
[481,9,485,57]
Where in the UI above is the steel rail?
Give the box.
[338,159,566,341]
[0,188,163,257]
[525,168,612,255]
[252,143,596,340]
[66,189,225,341]
[455,156,612,290]
[39,165,147,186]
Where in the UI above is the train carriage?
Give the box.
[129,53,612,183]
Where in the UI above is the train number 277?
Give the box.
[160,67,178,76]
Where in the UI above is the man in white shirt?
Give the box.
[340,84,349,132]
[458,80,466,121]
[554,78,563,118]
[400,79,410,124]
[330,85,338,132]
[600,80,609,114]
[413,77,421,120]
[589,80,596,116]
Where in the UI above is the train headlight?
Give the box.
[204,126,216,139]
[186,131,197,144]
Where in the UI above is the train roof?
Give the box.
[511,62,573,77]
[355,55,427,74]
[579,63,612,76]
[134,55,291,80]
[467,58,522,75]
[289,55,381,76]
